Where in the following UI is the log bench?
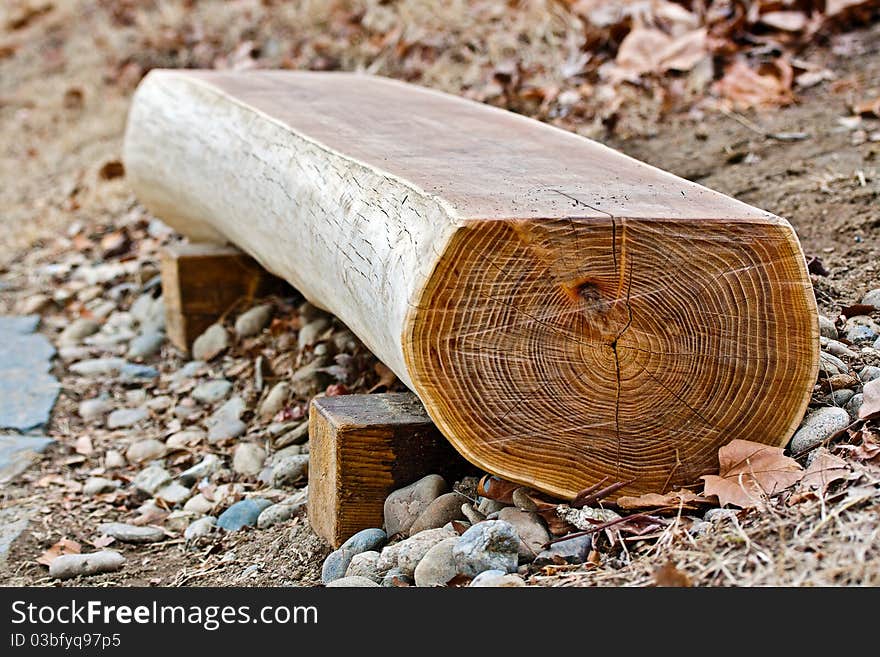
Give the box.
[125,70,819,500]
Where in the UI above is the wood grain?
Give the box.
[125,71,819,499]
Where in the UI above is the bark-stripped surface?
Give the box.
[124,70,819,499]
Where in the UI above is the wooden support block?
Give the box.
[160,243,285,352]
[308,392,471,548]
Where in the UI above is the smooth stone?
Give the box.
[381,567,413,587]
[409,492,468,536]
[270,454,309,487]
[216,498,272,531]
[70,358,155,379]
[298,318,330,350]
[461,504,486,524]
[49,551,125,580]
[476,497,507,516]
[59,318,100,345]
[235,304,273,338]
[107,407,149,429]
[259,382,290,421]
[183,494,215,515]
[844,316,880,343]
[452,520,519,577]
[345,550,382,583]
[290,359,332,397]
[98,522,164,543]
[469,570,526,587]
[166,430,205,448]
[83,477,120,496]
[322,528,388,583]
[155,481,192,505]
[104,450,126,468]
[376,527,456,576]
[823,339,858,358]
[127,330,164,359]
[78,398,113,421]
[534,534,592,565]
[146,395,172,411]
[819,352,848,376]
[0,434,54,482]
[829,389,855,406]
[206,396,246,443]
[818,315,837,339]
[174,361,206,381]
[192,379,232,404]
[125,438,166,464]
[497,507,551,562]
[132,465,171,495]
[846,394,864,420]
[184,516,216,540]
[0,331,59,430]
[20,294,50,314]
[860,366,880,383]
[0,316,40,334]
[789,407,851,453]
[256,490,307,529]
[192,324,229,361]
[178,454,221,486]
[165,510,198,532]
[325,576,379,588]
[704,508,739,523]
[384,474,448,537]
[233,443,266,476]
[125,389,147,405]
[274,421,309,447]
[861,288,880,307]
[413,537,460,587]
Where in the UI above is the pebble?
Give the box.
[107,407,149,429]
[452,520,520,577]
[376,527,456,576]
[257,495,307,528]
[384,474,448,537]
[69,357,126,376]
[83,476,120,496]
[125,438,166,464]
[345,550,382,583]
[860,366,880,383]
[59,318,100,345]
[104,450,126,469]
[49,551,125,580]
[216,498,272,531]
[408,492,468,536]
[789,407,851,453]
[178,454,221,486]
[98,522,164,544]
[290,359,332,397]
[861,288,880,307]
[322,528,388,583]
[146,395,173,411]
[704,508,738,523]
[461,504,486,524]
[819,352,848,376]
[132,465,171,495]
[259,381,290,421]
[125,389,147,405]
[497,507,551,562]
[165,511,198,532]
[174,360,206,381]
[381,567,413,587]
[20,294,51,315]
[235,304,273,338]
[78,397,113,421]
[845,316,880,343]
[298,318,330,350]
[184,516,216,540]
[469,570,526,587]
[183,494,215,515]
[192,379,232,404]
[325,576,380,588]
[846,394,864,420]
[166,429,205,448]
[127,330,164,359]
[192,324,229,361]
[476,497,507,516]
[823,339,858,358]
[534,534,592,565]
[818,315,837,339]
[270,454,309,487]
[155,482,192,506]
[829,389,855,406]
[206,396,246,443]
[232,443,266,476]
[274,421,309,447]
[413,537,459,587]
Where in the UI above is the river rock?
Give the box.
[274,421,309,447]
[164,510,198,532]
[146,395,172,411]
[178,454,221,485]
[155,481,192,505]
[184,516,216,540]
[83,477,120,496]
[107,407,149,429]
[270,454,309,487]
[345,550,382,583]
[321,528,387,583]
[819,352,848,377]
[298,318,330,350]
[166,429,206,448]
[192,324,229,361]
[384,474,447,537]
[497,507,550,562]
[235,304,273,338]
[59,318,100,345]
[206,396,246,442]
[409,492,468,536]
[125,438,166,464]
[257,491,307,529]
[823,339,858,359]
[534,534,592,565]
[845,316,880,343]
[325,576,379,587]
[132,465,171,495]
[259,381,290,421]
[233,443,266,476]
[78,397,113,421]
[789,407,851,453]
[862,288,880,307]
[818,315,837,339]
[49,551,125,580]
[216,498,272,531]
[452,520,519,577]
[846,393,864,420]
[98,522,164,543]
[104,450,126,469]
[413,537,460,587]
[290,359,332,397]
[183,494,215,515]
[469,570,526,587]
[860,366,880,383]
[192,379,232,404]
[376,526,456,576]
[127,330,164,359]
[829,389,855,406]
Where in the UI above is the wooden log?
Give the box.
[160,243,284,352]
[308,393,470,547]
[125,71,819,499]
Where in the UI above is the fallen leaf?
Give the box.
[701,439,803,508]
[806,255,830,276]
[368,361,397,393]
[716,59,794,109]
[800,449,851,492]
[615,27,707,77]
[99,160,125,180]
[858,379,880,420]
[36,538,80,567]
[90,535,116,549]
[653,561,692,587]
[617,488,716,512]
[852,97,880,117]
[841,303,876,317]
[477,475,519,503]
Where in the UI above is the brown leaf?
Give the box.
[617,488,716,512]
[90,535,116,549]
[99,160,125,180]
[477,475,519,503]
[36,538,80,567]
[615,27,707,77]
[716,59,794,109]
[858,379,880,420]
[367,361,397,393]
[701,439,803,508]
[800,449,851,493]
[653,561,692,587]
[852,96,880,117]
[841,303,876,317]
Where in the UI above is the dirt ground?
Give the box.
[1,1,879,587]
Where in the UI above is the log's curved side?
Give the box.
[123,71,458,384]
[404,216,819,499]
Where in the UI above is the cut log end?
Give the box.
[405,216,819,500]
